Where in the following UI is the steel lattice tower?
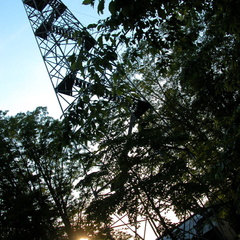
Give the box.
[22,0,102,115]
[22,0,153,239]
[22,0,151,118]
[21,2,237,240]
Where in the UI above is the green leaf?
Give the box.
[109,1,116,14]
[97,35,103,48]
[82,0,94,6]
[98,0,105,14]
[87,23,97,29]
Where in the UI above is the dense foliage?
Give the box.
[0,108,130,239]
[1,0,240,239]
[71,0,240,238]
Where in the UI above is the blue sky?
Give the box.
[0,0,108,118]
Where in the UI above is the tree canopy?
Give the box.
[0,108,130,239]
[1,0,240,239]
[70,0,240,237]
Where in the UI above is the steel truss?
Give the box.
[21,1,233,240]
[22,0,151,117]
[22,0,153,239]
[22,0,103,114]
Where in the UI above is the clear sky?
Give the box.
[0,0,108,118]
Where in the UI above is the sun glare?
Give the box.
[79,238,88,240]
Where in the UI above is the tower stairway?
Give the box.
[23,0,151,118]
[22,0,100,113]
[21,1,152,239]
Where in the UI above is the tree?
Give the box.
[66,0,240,237]
[0,108,90,239]
[0,108,135,239]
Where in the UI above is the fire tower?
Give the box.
[21,0,152,239]
[22,0,151,117]
[22,0,106,114]
[21,1,236,240]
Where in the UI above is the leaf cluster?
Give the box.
[76,0,240,237]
